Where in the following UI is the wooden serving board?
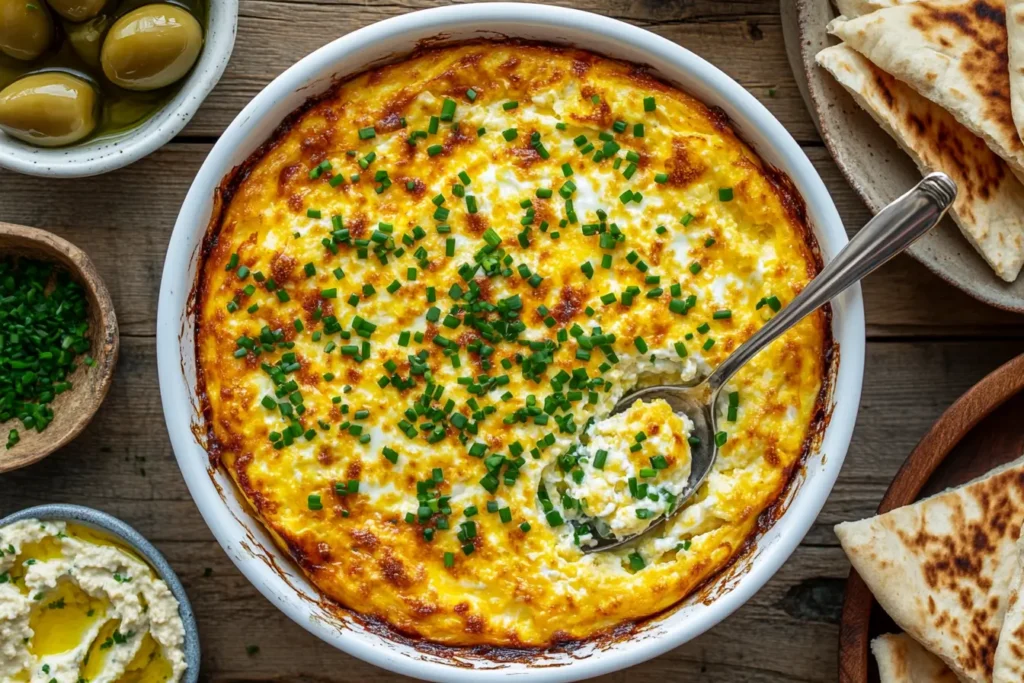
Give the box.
[838,353,1024,682]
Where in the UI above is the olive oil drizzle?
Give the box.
[4,522,178,682]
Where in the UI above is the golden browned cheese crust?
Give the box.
[197,42,828,647]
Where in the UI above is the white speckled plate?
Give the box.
[781,0,1024,312]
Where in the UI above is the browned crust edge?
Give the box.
[186,38,836,660]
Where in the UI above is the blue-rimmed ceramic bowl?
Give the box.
[0,504,200,682]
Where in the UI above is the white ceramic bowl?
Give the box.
[157,5,865,681]
[0,0,238,178]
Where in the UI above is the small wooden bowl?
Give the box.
[0,222,118,473]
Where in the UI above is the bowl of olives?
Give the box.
[0,0,236,177]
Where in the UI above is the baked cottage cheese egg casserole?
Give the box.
[196,42,831,647]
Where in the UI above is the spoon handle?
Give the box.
[707,171,957,393]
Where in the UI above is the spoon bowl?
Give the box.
[0,222,118,473]
[583,172,957,552]
[580,384,716,552]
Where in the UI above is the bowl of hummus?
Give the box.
[0,504,198,682]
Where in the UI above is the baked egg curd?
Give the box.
[196,42,830,647]
[542,398,693,544]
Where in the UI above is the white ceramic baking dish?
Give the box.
[157,5,865,681]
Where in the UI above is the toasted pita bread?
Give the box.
[835,454,1024,682]
[835,0,916,19]
[1008,0,1024,141]
[829,1,1024,184]
[816,44,1024,281]
[872,632,959,682]
[994,533,1024,682]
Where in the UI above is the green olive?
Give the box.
[46,0,106,22]
[0,0,53,61]
[65,14,111,68]
[100,4,202,91]
[0,72,97,147]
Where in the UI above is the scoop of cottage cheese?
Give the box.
[545,398,693,544]
[0,519,187,683]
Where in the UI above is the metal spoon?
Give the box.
[583,171,957,552]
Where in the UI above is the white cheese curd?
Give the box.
[0,519,186,683]
[542,397,694,545]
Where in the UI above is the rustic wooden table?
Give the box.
[2,1,1022,680]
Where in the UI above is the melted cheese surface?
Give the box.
[197,42,828,647]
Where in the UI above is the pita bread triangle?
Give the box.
[994,531,1024,681]
[835,0,916,19]
[1008,0,1024,142]
[828,1,1024,185]
[816,44,1024,281]
[872,632,959,682]
[835,454,1024,682]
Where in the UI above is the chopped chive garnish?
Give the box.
[440,98,457,121]
[628,552,645,570]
